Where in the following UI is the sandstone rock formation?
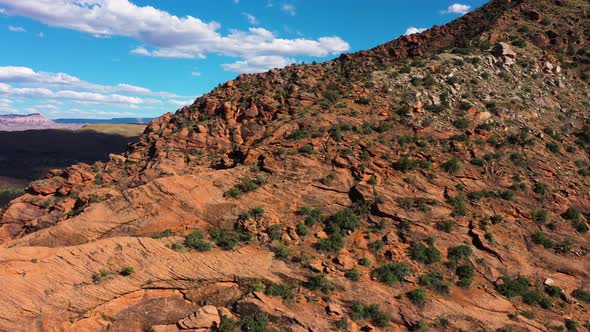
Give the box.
[1,0,589,331]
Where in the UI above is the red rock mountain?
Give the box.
[0,113,82,131]
[1,0,589,331]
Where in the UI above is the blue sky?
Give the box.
[0,0,487,119]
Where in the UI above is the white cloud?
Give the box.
[443,3,471,15]
[404,27,427,35]
[170,99,193,106]
[0,83,145,104]
[0,8,5,14]
[37,32,44,38]
[8,25,25,32]
[0,66,181,97]
[0,0,348,73]
[191,71,201,77]
[281,4,296,16]
[222,55,295,73]
[242,12,258,25]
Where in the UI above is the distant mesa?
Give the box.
[0,113,154,131]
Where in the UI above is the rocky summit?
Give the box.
[1,0,590,331]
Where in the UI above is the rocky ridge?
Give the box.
[1,0,590,331]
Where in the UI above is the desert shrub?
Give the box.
[409,243,441,264]
[218,315,238,332]
[419,272,450,294]
[565,319,579,332]
[344,268,361,281]
[531,231,555,249]
[298,206,324,226]
[368,239,385,253]
[210,228,240,250]
[522,290,552,309]
[271,242,291,259]
[184,230,212,252]
[120,266,134,276]
[224,176,267,198]
[373,262,411,286]
[298,144,315,155]
[496,276,530,297]
[442,158,461,174]
[324,208,361,235]
[240,312,269,332]
[532,209,548,223]
[315,233,345,252]
[453,118,470,129]
[571,289,590,303]
[289,129,311,140]
[456,264,474,287]
[545,285,563,298]
[355,97,371,105]
[350,303,391,328]
[533,183,549,196]
[359,257,371,266]
[437,220,456,233]
[447,245,472,262]
[92,269,114,283]
[295,223,309,236]
[152,229,174,239]
[265,283,293,299]
[304,274,334,294]
[407,288,428,305]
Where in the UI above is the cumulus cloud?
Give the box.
[242,12,258,25]
[222,55,295,74]
[8,25,25,32]
[443,3,471,15]
[0,66,190,118]
[0,0,349,73]
[0,66,180,97]
[281,4,296,16]
[404,27,427,35]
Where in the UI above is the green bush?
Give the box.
[453,118,470,129]
[152,229,174,239]
[298,206,324,226]
[531,231,555,249]
[344,268,361,281]
[355,97,371,105]
[271,242,291,259]
[496,276,530,297]
[298,144,315,155]
[407,288,428,305]
[368,240,385,253]
[264,283,293,299]
[289,129,311,140]
[447,245,472,262]
[372,262,411,286]
[522,290,552,309]
[442,158,461,174]
[419,272,450,294]
[531,209,548,223]
[409,243,441,264]
[224,176,267,198]
[120,266,134,276]
[210,228,240,250]
[565,319,579,332]
[544,285,563,298]
[218,315,238,332]
[350,303,391,328]
[304,274,334,294]
[295,223,309,236]
[533,183,549,196]
[572,288,590,303]
[184,230,212,252]
[240,312,270,332]
[456,264,474,287]
[324,208,361,235]
[315,233,345,252]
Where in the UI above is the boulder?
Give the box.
[177,305,220,331]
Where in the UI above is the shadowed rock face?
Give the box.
[1,0,590,330]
